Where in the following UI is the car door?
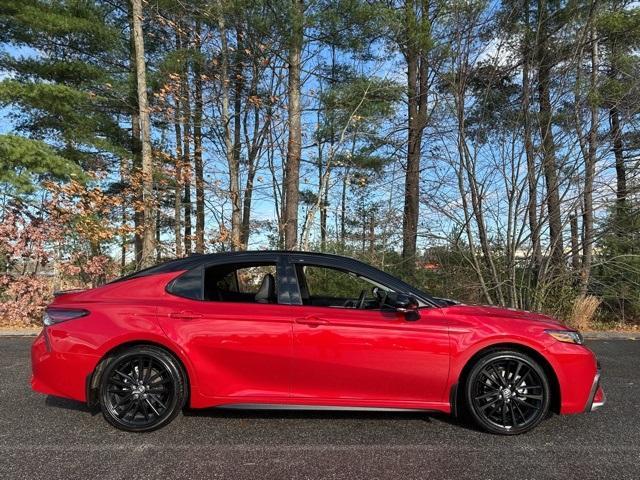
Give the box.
[287,259,450,406]
[156,257,293,401]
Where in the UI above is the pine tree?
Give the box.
[0,0,130,192]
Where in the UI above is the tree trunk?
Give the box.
[402,0,430,276]
[239,155,257,249]
[193,20,205,254]
[119,156,128,273]
[320,179,329,248]
[128,8,143,265]
[173,73,184,258]
[232,25,245,249]
[283,0,303,250]
[581,15,598,292]
[130,0,155,268]
[182,52,192,255]
[570,213,580,272]
[607,31,627,218]
[536,0,563,268]
[340,169,349,245]
[216,4,241,251]
[610,105,627,213]
[155,199,161,261]
[522,3,541,268]
[368,214,375,254]
[239,65,270,249]
[320,45,337,250]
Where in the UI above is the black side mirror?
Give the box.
[394,293,420,321]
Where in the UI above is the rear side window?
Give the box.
[204,263,277,303]
[235,265,277,294]
[167,266,203,300]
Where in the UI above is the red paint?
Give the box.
[32,269,602,417]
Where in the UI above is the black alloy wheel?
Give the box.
[99,346,186,432]
[465,350,550,435]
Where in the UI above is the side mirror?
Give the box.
[394,293,420,321]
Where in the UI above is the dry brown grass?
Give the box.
[568,295,601,331]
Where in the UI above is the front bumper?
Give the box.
[585,366,605,412]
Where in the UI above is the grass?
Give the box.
[567,295,601,331]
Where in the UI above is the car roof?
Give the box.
[110,251,367,282]
[109,250,437,306]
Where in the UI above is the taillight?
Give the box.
[43,308,89,326]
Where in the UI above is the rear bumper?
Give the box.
[585,367,605,412]
[31,329,99,403]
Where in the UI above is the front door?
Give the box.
[289,263,450,406]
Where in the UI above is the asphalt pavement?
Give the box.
[1,337,638,479]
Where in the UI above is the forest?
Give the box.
[0,0,639,329]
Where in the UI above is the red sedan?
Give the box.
[31,251,604,434]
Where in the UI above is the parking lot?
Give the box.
[1,337,638,479]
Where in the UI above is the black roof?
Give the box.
[110,250,437,305]
[113,251,370,282]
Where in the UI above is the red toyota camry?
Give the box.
[31,251,604,434]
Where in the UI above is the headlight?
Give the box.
[545,329,584,345]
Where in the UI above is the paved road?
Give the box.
[1,338,638,479]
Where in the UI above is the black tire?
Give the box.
[98,345,186,432]
[464,350,550,435]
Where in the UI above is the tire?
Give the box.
[98,345,186,432]
[464,350,550,435]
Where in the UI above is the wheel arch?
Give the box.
[86,340,192,409]
[452,342,561,416]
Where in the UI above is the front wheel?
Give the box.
[464,350,550,435]
[99,346,186,432]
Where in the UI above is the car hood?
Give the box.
[440,303,567,329]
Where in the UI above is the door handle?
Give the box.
[169,311,203,320]
[295,317,329,327]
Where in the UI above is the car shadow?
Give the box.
[183,407,478,431]
[45,395,98,415]
[43,395,480,432]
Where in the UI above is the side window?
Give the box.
[203,263,278,304]
[236,265,276,294]
[167,266,203,300]
[299,265,393,309]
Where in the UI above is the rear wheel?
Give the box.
[464,350,550,435]
[99,346,185,432]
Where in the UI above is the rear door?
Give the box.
[156,256,293,400]
[287,259,450,406]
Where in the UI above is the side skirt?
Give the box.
[215,404,435,413]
